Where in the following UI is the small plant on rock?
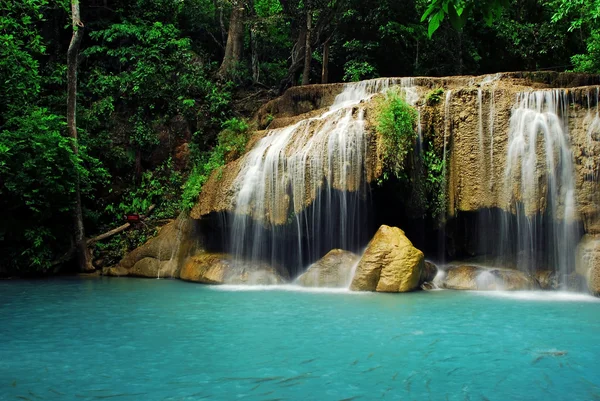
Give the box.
[376,88,418,181]
[426,88,445,105]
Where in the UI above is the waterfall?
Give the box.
[501,90,578,284]
[488,87,496,192]
[228,79,399,276]
[584,87,600,181]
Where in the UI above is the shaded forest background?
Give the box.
[1,0,598,274]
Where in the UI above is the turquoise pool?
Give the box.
[1,278,599,400]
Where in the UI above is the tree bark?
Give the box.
[67,0,93,272]
[301,0,312,85]
[278,26,306,92]
[218,0,245,78]
[321,39,329,84]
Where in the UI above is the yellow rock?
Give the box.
[350,225,424,292]
[180,252,288,285]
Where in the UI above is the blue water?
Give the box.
[1,278,600,401]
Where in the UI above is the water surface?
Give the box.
[1,278,599,400]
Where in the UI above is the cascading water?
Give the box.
[228,79,400,276]
[501,90,578,285]
[584,87,600,181]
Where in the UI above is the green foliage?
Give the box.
[426,88,445,105]
[181,118,250,210]
[343,60,378,82]
[551,0,600,73]
[376,89,418,180]
[105,158,183,219]
[422,142,446,221]
[0,108,108,272]
[0,0,46,119]
[421,0,510,38]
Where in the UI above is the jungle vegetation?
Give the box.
[0,0,597,274]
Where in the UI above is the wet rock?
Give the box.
[117,214,198,277]
[102,265,129,277]
[421,281,438,291]
[421,261,439,283]
[180,253,289,285]
[295,249,360,288]
[576,235,600,295]
[128,258,177,278]
[442,265,538,291]
[534,270,558,290]
[350,225,424,292]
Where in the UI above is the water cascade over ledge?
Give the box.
[500,90,578,285]
[226,79,419,275]
[156,72,600,292]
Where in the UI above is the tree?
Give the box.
[551,0,600,73]
[421,0,509,37]
[67,0,93,271]
[218,0,246,77]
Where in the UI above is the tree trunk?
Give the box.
[218,0,245,78]
[250,25,260,83]
[321,39,329,84]
[278,26,306,92]
[301,1,312,85]
[248,0,260,83]
[67,0,92,272]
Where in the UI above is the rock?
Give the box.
[102,265,129,277]
[576,235,600,295]
[442,265,538,291]
[180,253,289,285]
[350,225,424,292]
[534,270,558,290]
[295,249,360,288]
[117,214,198,276]
[421,281,438,291]
[128,258,177,278]
[421,261,439,283]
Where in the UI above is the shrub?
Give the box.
[180,118,250,210]
[426,88,445,105]
[376,89,418,180]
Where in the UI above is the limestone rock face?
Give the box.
[576,235,600,295]
[350,225,424,292]
[190,72,600,237]
[113,214,199,278]
[102,265,129,277]
[295,249,360,288]
[442,265,538,291]
[180,253,289,285]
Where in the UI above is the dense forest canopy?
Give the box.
[0,0,598,275]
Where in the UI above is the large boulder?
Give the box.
[442,265,538,291]
[108,214,199,278]
[295,249,360,288]
[576,235,600,295]
[180,253,289,285]
[350,225,424,292]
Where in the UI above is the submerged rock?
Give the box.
[442,265,538,291]
[350,225,424,292]
[180,253,289,285]
[295,249,360,288]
